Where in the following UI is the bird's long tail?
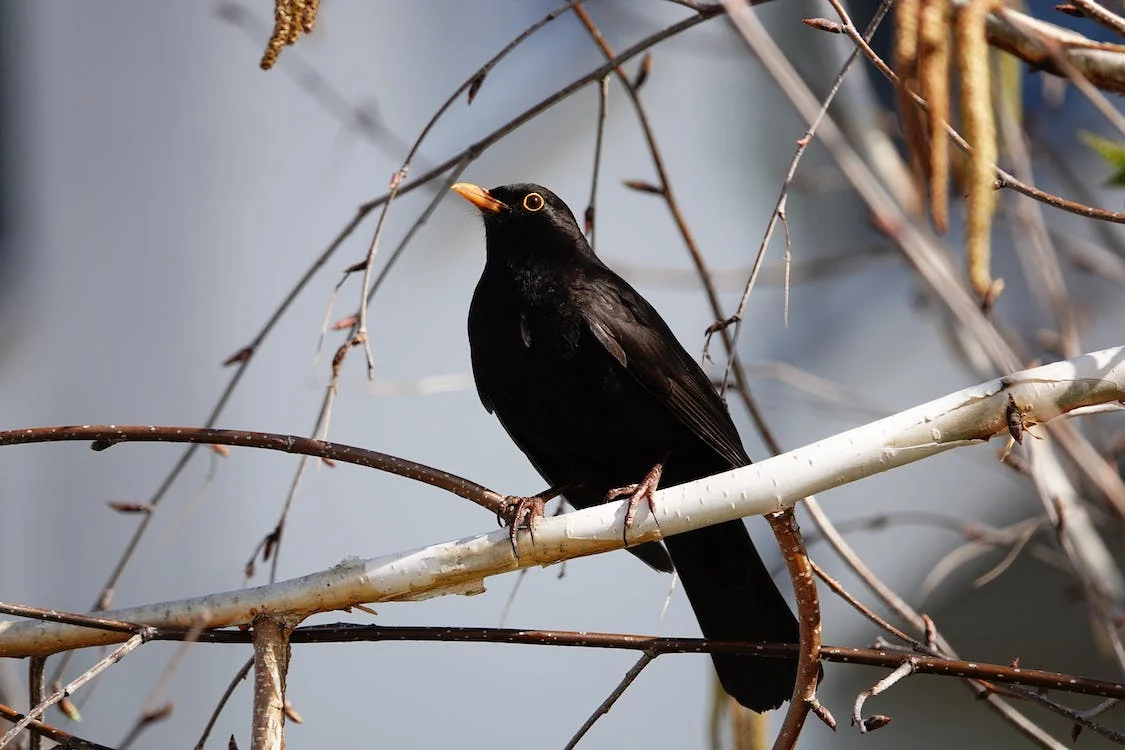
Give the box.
[663,520,800,712]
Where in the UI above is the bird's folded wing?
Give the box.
[579,277,750,470]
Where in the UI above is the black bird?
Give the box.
[453,181,798,712]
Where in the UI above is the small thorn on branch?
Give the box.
[223,346,255,366]
[803,17,844,33]
[467,72,487,104]
[107,501,154,514]
[622,179,663,195]
[632,52,653,90]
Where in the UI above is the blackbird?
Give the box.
[452,181,798,712]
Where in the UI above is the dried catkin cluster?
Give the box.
[261,0,320,70]
[895,0,1003,309]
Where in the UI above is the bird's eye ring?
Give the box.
[523,192,545,212]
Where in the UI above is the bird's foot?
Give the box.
[499,495,545,557]
[605,462,664,546]
[498,484,569,559]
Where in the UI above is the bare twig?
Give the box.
[564,651,657,750]
[0,425,506,514]
[766,510,824,748]
[194,659,254,750]
[853,659,915,733]
[810,560,918,646]
[0,703,115,750]
[585,75,611,245]
[0,632,150,749]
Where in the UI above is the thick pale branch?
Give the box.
[250,614,295,750]
[0,347,1122,658]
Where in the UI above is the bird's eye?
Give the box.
[522,192,545,212]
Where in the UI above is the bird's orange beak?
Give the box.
[451,183,507,214]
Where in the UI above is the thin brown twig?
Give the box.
[176,623,1125,700]
[0,703,115,750]
[0,425,506,513]
[996,171,1125,224]
[564,650,657,750]
[585,74,611,246]
[810,560,919,647]
[118,701,174,750]
[1035,128,1125,259]
[766,510,825,747]
[261,397,329,584]
[5,616,1122,703]
[992,682,1125,743]
[194,658,253,750]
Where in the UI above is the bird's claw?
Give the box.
[606,462,664,547]
[499,495,546,559]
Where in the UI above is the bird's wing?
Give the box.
[578,270,750,469]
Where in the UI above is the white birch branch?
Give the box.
[1,346,1122,658]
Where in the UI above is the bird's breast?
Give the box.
[467,267,729,490]
[468,274,634,468]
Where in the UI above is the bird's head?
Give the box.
[451,182,591,263]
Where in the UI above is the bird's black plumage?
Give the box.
[454,181,798,712]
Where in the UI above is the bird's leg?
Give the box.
[499,483,571,558]
[605,461,665,546]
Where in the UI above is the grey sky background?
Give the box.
[1,2,1123,748]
